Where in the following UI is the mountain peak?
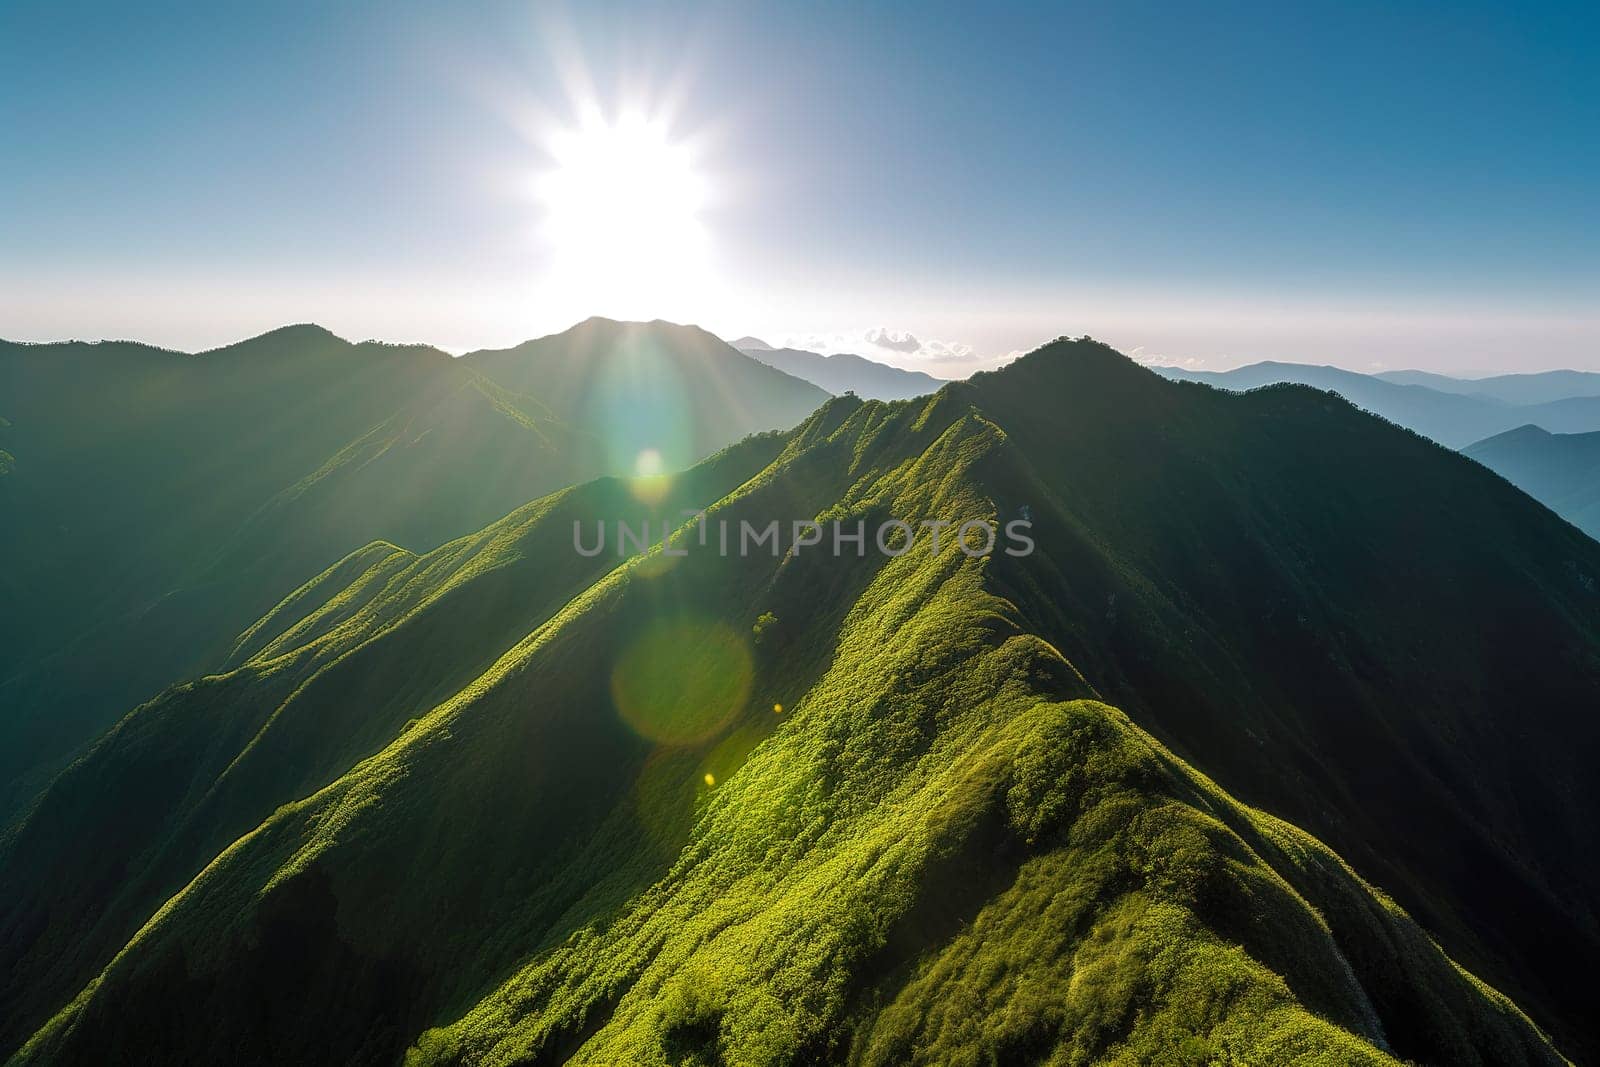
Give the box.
[553,315,735,349]
[1495,423,1554,443]
[1463,423,1555,457]
[730,335,774,351]
[983,334,1162,391]
[208,323,347,354]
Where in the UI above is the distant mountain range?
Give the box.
[0,318,827,818]
[4,335,1598,1064]
[1379,368,1600,406]
[731,336,945,400]
[1466,425,1600,539]
[1153,361,1600,448]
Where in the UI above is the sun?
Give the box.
[535,111,712,319]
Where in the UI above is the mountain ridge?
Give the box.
[1380,367,1600,406]
[5,338,1597,1063]
[0,318,830,821]
[732,341,946,401]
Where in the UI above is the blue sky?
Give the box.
[2,1,1596,373]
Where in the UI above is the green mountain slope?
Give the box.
[965,352,1600,1059]
[0,434,788,1058]
[1466,424,1600,540]
[5,341,1597,1064]
[0,321,826,820]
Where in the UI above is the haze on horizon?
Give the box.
[2,1,1596,377]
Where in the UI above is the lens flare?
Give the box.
[575,327,697,479]
[610,617,753,745]
[634,448,665,477]
[698,727,764,791]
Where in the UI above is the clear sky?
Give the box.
[2,1,1596,374]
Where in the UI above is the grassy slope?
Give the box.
[9,377,1575,1064]
[0,321,825,821]
[965,346,1600,1058]
[0,433,788,1057]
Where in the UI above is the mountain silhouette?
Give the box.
[732,338,946,400]
[1466,424,1600,539]
[1380,367,1600,406]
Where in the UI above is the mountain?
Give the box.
[1156,360,1600,447]
[731,339,946,401]
[1466,424,1600,539]
[1381,368,1600,407]
[5,339,1597,1064]
[462,318,830,474]
[0,319,828,820]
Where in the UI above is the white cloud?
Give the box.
[770,327,1014,376]
[1129,346,1211,369]
[863,328,923,354]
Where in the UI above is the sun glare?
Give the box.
[536,112,712,319]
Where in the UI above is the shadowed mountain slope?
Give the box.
[5,341,1598,1064]
[964,347,1600,1059]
